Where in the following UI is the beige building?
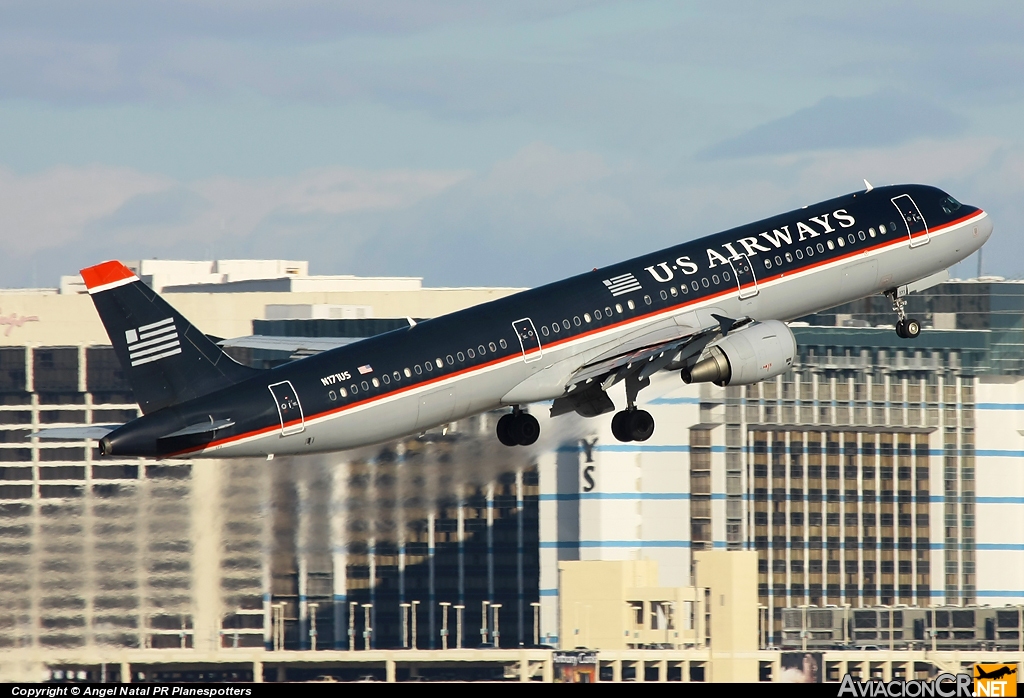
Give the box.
[558,559,704,651]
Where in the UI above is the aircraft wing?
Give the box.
[218,335,362,356]
[31,425,122,440]
[551,314,747,418]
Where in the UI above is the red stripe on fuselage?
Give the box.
[173,210,985,457]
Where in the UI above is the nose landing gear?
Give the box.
[496,407,540,447]
[886,290,921,339]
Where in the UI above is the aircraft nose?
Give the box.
[977,211,993,243]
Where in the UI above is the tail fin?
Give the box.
[81,261,259,414]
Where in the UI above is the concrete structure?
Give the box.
[538,291,1024,648]
[558,559,705,650]
[0,263,535,680]
[695,550,759,681]
[2,263,1024,682]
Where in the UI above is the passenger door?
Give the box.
[268,381,305,436]
[729,254,759,299]
[892,194,930,248]
[512,318,543,363]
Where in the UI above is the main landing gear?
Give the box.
[611,408,655,443]
[496,407,540,447]
[610,373,655,443]
[885,289,921,339]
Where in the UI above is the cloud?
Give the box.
[0,163,467,284]
[0,139,1021,291]
[698,92,968,159]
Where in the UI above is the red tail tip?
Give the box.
[80,261,138,291]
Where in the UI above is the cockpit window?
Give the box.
[941,196,962,215]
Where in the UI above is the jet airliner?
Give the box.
[38,183,992,459]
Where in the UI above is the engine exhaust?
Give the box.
[681,346,731,386]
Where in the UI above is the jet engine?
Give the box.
[682,320,796,387]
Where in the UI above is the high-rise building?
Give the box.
[540,280,1024,647]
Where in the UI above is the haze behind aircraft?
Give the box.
[37,183,992,459]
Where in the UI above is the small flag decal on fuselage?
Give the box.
[603,273,642,297]
[125,317,181,367]
[358,364,373,375]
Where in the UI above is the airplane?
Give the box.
[975,665,1016,680]
[36,183,992,459]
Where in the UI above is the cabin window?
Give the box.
[350,384,358,394]
[457,351,465,362]
[827,240,835,250]
[467,348,475,359]
[329,390,337,401]
[382,374,390,385]
[701,278,709,288]
[594,309,602,319]
[817,243,825,253]
[680,284,688,294]
[394,371,401,381]
[670,286,678,297]
[869,227,876,237]
[784,253,792,263]
[489,342,497,352]
[362,381,370,391]
[478,345,486,355]
[878,225,886,235]
[691,281,699,291]
[414,365,422,375]
[837,236,845,248]
[584,313,592,323]
[848,234,856,245]
[371,378,379,388]
[405,368,413,378]
[712,273,720,284]
[446,355,454,365]
[643,295,652,305]
[435,357,444,367]
[574,316,582,326]
[775,255,782,266]
[606,306,614,316]
[627,300,636,309]
[552,323,559,334]
[859,230,867,241]
[722,271,731,281]
[889,222,897,233]
[339,387,348,398]
[806,246,814,256]
[660,290,668,301]
[615,303,623,313]
[765,259,772,269]
[563,319,571,330]
[795,249,803,260]
[425,361,433,372]
[499,339,507,349]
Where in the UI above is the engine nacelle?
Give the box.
[682,320,796,387]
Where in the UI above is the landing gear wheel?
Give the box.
[895,320,907,339]
[903,318,921,338]
[611,410,633,442]
[496,413,517,447]
[628,410,655,442]
[511,412,540,446]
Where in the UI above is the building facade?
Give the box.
[540,288,1024,646]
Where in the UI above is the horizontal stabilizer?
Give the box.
[218,335,362,356]
[32,425,121,441]
[161,418,235,440]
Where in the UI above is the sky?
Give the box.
[2,0,1023,288]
